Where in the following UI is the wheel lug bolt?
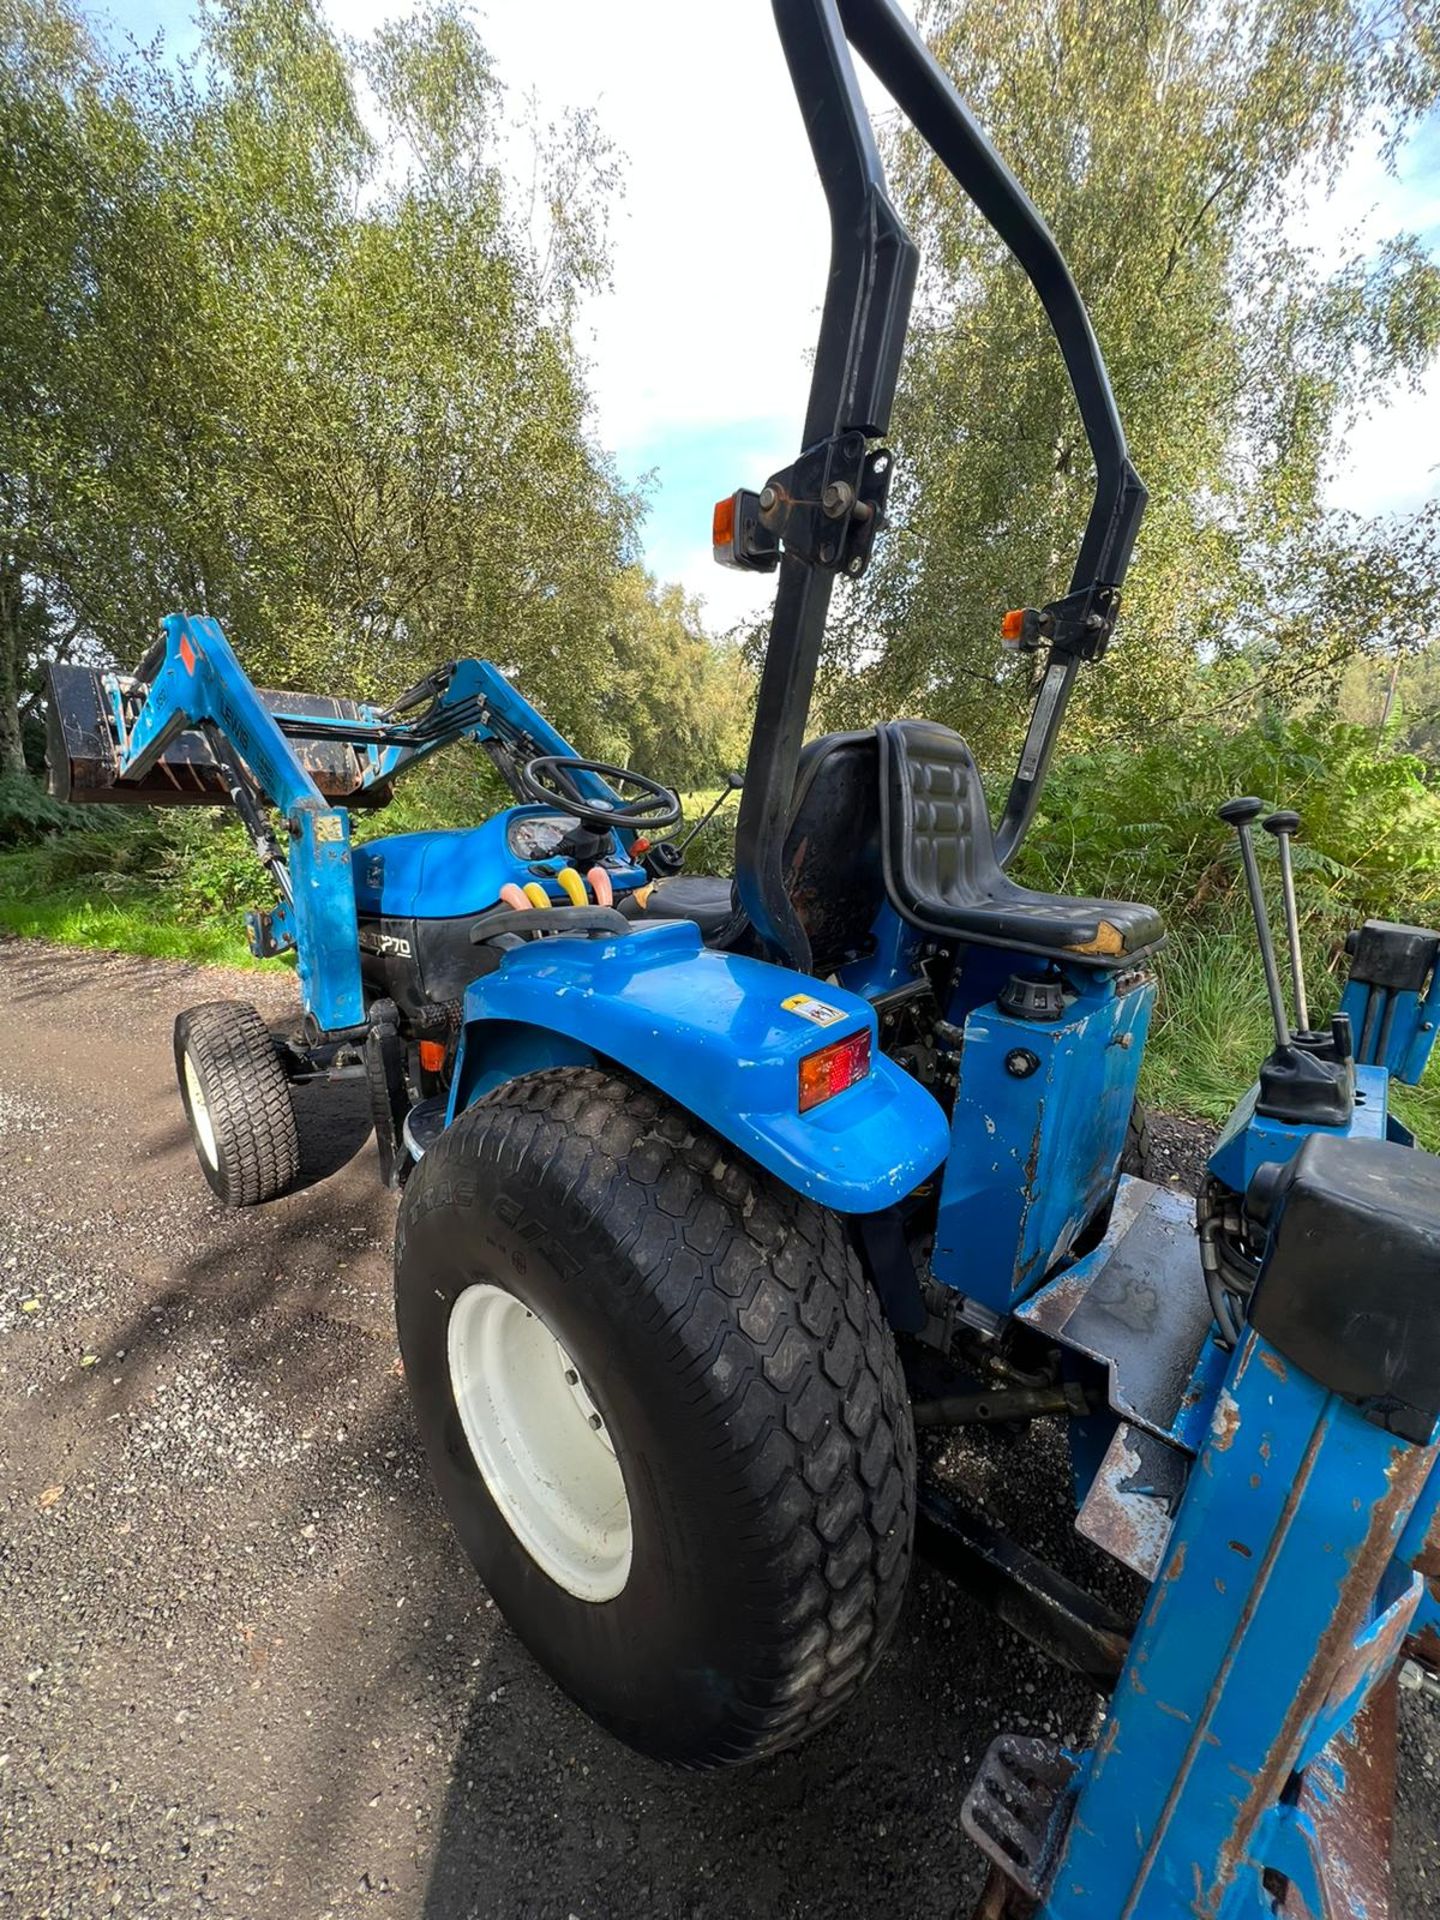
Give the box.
[588,1413,603,1431]
[565,1369,579,1385]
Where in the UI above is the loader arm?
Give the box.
[118,614,368,1032]
[54,613,630,1034]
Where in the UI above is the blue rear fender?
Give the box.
[444,921,950,1215]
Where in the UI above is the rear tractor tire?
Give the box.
[1121,1099,1154,1180]
[394,1067,915,1769]
[174,1001,300,1207]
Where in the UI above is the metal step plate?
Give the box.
[1076,1419,1187,1580]
[960,1735,1077,1902]
[1017,1179,1218,1445]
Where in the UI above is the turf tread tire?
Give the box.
[395,1066,915,1769]
[174,1001,300,1207]
[1121,1099,1154,1180]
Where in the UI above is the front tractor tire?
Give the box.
[394,1068,915,1769]
[174,1001,300,1207]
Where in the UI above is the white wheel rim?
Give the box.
[183,1051,219,1170]
[447,1283,632,1603]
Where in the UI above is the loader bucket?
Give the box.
[45,662,391,809]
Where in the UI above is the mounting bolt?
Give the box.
[1005,1048,1041,1079]
[588,1412,603,1431]
[759,485,778,511]
[1400,1660,1440,1699]
[822,480,855,519]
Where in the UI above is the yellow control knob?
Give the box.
[555,866,588,907]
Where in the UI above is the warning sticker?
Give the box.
[781,993,847,1028]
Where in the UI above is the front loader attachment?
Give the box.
[45,661,391,809]
[42,612,609,1035]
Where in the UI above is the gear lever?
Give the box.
[1217,797,1290,1052]
[1261,810,1309,1034]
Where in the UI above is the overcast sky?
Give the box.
[106,0,1440,634]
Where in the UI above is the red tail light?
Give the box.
[798,1029,872,1112]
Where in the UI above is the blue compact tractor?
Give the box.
[48,2,1440,1913]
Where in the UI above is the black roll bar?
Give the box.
[733,0,1147,969]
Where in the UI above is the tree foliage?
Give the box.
[1332,628,1440,758]
[592,569,753,787]
[820,0,1440,768]
[0,0,744,780]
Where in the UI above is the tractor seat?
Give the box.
[878,720,1163,963]
[633,721,1162,969]
[634,873,736,940]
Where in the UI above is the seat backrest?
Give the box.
[778,729,885,972]
[880,719,999,912]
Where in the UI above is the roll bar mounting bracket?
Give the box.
[725,433,896,579]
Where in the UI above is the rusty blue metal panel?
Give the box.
[1037,1332,1436,1920]
[1206,1061,1391,1197]
[1399,1452,1440,1668]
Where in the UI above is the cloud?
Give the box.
[444,0,907,625]
[461,4,1437,608]
[107,0,1440,616]
[1297,113,1440,518]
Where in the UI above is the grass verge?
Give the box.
[0,851,289,972]
[1142,923,1440,1149]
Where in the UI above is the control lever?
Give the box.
[669,770,744,860]
[1261,810,1309,1034]
[1220,796,1354,1128]
[1217,797,1289,1051]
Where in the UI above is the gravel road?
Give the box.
[1,937,1437,1919]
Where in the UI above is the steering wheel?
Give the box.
[518,755,681,834]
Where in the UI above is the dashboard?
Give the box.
[505,810,581,862]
